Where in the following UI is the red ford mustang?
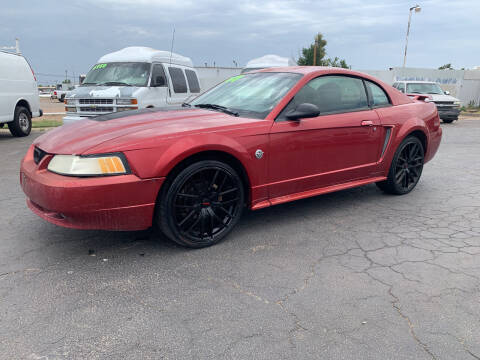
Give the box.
[20,67,442,247]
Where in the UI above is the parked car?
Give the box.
[63,47,201,124]
[393,80,461,123]
[0,50,42,136]
[21,67,442,248]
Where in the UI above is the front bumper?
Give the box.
[63,115,90,125]
[20,146,164,231]
[437,107,460,120]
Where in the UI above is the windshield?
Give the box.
[190,72,302,119]
[406,83,444,95]
[83,62,151,87]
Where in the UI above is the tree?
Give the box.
[297,33,349,68]
[438,63,453,70]
[298,33,327,66]
[323,57,349,69]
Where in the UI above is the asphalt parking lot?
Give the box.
[1,119,479,360]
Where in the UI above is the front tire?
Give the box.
[376,136,424,195]
[8,106,32,137]
[442,118,455,124]
[157,160,245,248]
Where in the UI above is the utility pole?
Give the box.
[403,5,421,67]
[313,35,318,66]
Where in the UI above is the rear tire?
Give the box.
[8,106,31,137]
[376,136,424,195]
[156,160,244,248]
[442,118,455,124]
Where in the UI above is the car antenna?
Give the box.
[169,27,175,65]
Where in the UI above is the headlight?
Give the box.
[453,101,461,105]
[65,106,77,113]
[47,153,129,176]
[117,98,138,105]
[65,98,75,105]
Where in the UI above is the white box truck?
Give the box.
[0,50,42,136]
[63,47,201,124]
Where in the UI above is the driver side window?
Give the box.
[278,75,369,120]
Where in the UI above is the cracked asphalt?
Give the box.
[1,119,479,360]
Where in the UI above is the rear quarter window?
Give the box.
[365,81,391,107]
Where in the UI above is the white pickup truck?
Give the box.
[51,83,75,103]
[63,47,201,124]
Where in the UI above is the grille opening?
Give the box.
[79,107,114,112]
[79,98,113,105]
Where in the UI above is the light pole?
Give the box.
[403,5,421,67]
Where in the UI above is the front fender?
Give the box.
[124,132,267,188]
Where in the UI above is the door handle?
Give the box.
[361,120,374,126]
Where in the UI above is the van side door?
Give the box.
[166,66,190,105]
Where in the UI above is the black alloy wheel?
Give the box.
[158,160,244,248]
[376,136,424,195]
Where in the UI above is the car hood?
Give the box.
[67,85,139,98]
[34,108,268,155]
[428,94,460,102]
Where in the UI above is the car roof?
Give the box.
[249,66,413,107]
[252,66,396,86]
[98,46,194,67]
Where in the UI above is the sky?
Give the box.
[1,0,479,84]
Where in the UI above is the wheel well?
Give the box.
[163,151,251,205]
[407,130,427,153]
[16,100,31,115]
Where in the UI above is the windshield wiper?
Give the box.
[408,91,423,94]
[182,102,192,107]
[81,82,97,86]
[98,81,132,86]
[194,103,239,116]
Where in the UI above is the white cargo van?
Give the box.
[63,47,201,124]
[0,50,42,136]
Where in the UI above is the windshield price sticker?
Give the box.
[92,63,108,70]
[225,75,245,83]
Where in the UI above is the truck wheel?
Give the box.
[8,106,32,137]
[58,95,65,103]
[442,118,455,124]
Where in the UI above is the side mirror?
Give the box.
[444,90,450,95]
[286,103,320,121]
[154,76,166,87]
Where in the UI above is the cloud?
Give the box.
[1,0,479,84]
